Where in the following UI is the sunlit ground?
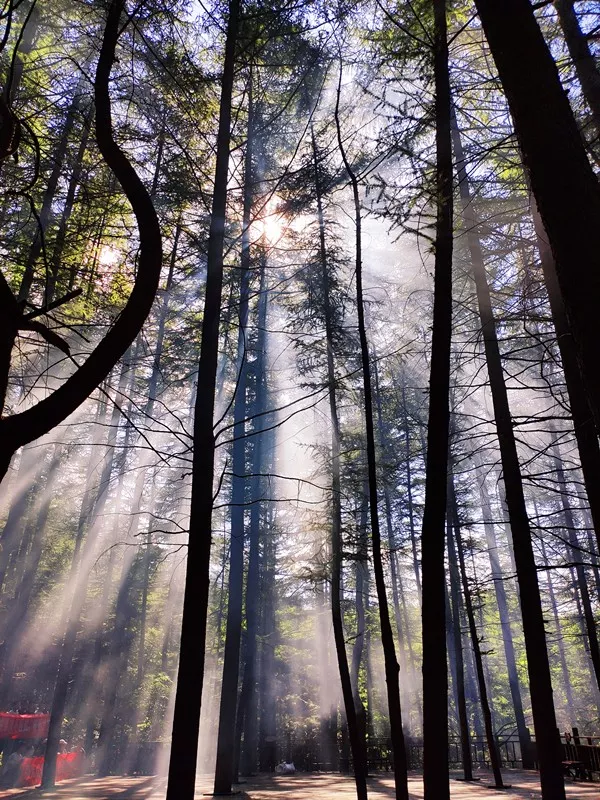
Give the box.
[2,770,598,799]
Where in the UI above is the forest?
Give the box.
[0,0,600,799]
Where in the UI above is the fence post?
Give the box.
[522,727,534,770]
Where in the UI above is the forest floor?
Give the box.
[2,770,598,799]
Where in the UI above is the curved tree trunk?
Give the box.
[0,0,162,481]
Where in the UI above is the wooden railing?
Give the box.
[286,729,600,780]
[560,729,600,779]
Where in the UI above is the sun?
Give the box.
[253,195,286,245]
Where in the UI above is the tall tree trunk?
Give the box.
[449,474,504,788]
[549,428,600,695]
[3,1,39,104]
[530,198,600,558]
[553,0,600,135]
[0,2,39,170]
[311,123,368,800]
[258,503,277,772]
[394,547,421,726]
[446,511,473,781]
[401,385,422,603]
[239,259,269,777]
[82,408,135,755]
[213,81,255,793]
[384,496,411,724]
[122,224,179,558]
[136,532,152,683]
[579,499,600,597]
[445,587,460,737]
[463,639,484,743]
[539,537,576,723]
[473,0,600,438]
[451,106,565,800]
[334,67,407,800]
[350,482,369,756]
[474,459,532,768]
[165,1,240,797]
[374,360,418,723]
[421,2,453,797]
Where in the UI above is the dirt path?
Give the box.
[2,770,597,800]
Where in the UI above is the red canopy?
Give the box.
[0,713,50,739]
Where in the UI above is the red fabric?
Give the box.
[0,713,50,739]
[57,752,83,781]
[18,752,83,787]
[18,756,43,787]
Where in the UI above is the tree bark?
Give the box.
[4,1,39,104]
[258,503,277,772]
[421,2,453,797]
[335,63,407,800]
[530,197,600,558]
[446,511,473,781]
[165,1,240,797]
[474,459,532,768]
[97,558,147,775]
[451,105,565,800]
[473,0,600,437]
[311,123,368,800]
[554,0,600,135]
[239,259,269,776]
[350,482,369,756]
[374,364,420,725]
[213,79,255,794]
[549,428,600,695]
[539,536,576,722]
[449,474,504,788]
[401,386,422,604]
